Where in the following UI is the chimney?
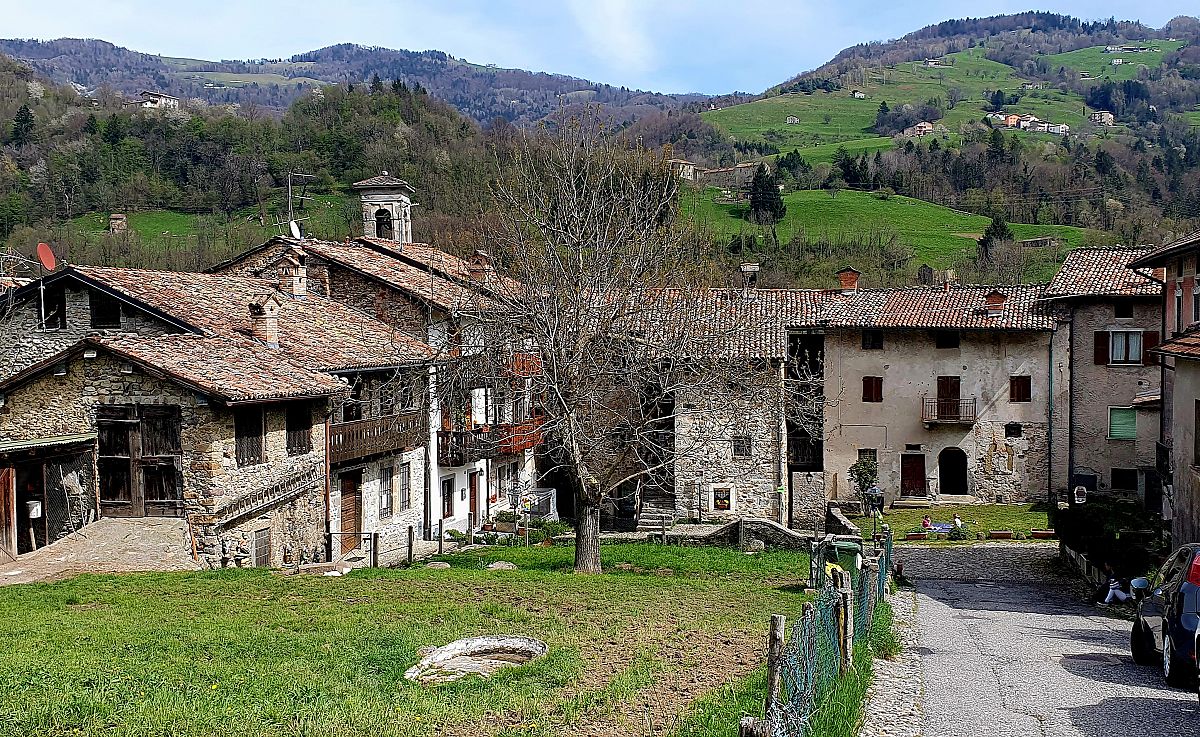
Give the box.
[836,267,861,293]
[984,290,1007,317]
[278,251,307,299]
[249,293,282,348]
[467,250,494,282]
[739,263,760,298]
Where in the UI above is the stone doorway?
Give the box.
[938,446,969,496]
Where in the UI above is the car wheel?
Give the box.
[1131,618,1156,666]
[1163,630,1192,688]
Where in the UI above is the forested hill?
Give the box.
[0,38,705,125]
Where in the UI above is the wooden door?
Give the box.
[339,471,362,555]
[468,471,480,527]
[900,454,927,496]
[0,467,14,560]
[97,405,182,518]
[936,376,961,421]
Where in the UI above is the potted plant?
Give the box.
[988,529,1014,539]
[494,511,520,533]
[481,519,495,532]
[905,527,929,541]
[1031,528,1056,539]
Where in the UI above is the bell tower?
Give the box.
[351,171,415,243]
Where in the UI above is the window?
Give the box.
[342,379,363,422]
[380,466,393,518]
[398,464,411,511]
[732,436,752,458]
[862,376,883,402]
[1009,376,1031,403]
[1109,330,1143,364]
[713,487,732,511]
[933,330,960,349]
[858,448,877,463]
[1175,287,1184,334]
[861,330,883,350]
[1111,468,1138,491]
[1005,423,1023,438]
[904,443,922,452]
[89,289,122,328]
[41,284,66,330]
[234,407,265,467]
[1114,301,1133,319]
[398,383,416,411]
[441,477,454,518]
[1108,407,1136,440]
[285,403,312,456]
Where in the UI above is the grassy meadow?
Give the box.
[1043,40,1188,83]
[849,503,1052,540]
[0,543,814,737]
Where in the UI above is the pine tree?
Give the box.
[978,214,1013,262]
[82,113,99,135]
[748,164,785,225]
[370,73,384,94]
[11,105,34,146]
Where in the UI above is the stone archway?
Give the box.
[938,446,969,496]
[374,208,394,239]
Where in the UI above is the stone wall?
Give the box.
[327,264,433,341]
[1169,359,1200,545]
[333,447,427,566]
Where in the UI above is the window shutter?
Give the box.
[1144,330,1159,365]
[1109,408,1136,440]
[1093,331,1110,365]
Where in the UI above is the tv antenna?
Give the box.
[274,171,316,238]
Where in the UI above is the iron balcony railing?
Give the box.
[921,398,977,424]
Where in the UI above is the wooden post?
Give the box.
[764,613,787,715]
[370,532,380,568]
[407,525,415,566]
[438,522,443,555]
[738,717,771,737]
[836,570,854,673]
[737,518,745,550]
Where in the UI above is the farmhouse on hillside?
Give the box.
[785,115,800,125]
[1090,110,1115,126]
[851,90,866,99]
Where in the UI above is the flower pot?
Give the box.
[495,521,517,534]
[481,523,495,532]
[988,530,1014,539]
[906,532,929,541]
[1031,529,1056,539]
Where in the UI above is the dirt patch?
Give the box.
[953,233,982,240]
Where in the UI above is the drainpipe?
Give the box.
[1048,329,1056,503]
[323,408,332,563]
[776,359,786,527]
[1066,312,1075,496]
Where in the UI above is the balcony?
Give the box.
[330,412,424,464]
[438,421,544,467]
[922,398,977,425]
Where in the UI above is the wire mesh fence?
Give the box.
[749,531,894,737]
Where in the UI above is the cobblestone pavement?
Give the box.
[0,518,199,585]
[868,542,1199,737]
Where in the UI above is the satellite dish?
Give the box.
[288,220,302,239]
[36,242,56,271]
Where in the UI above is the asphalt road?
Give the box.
[910,546,1198,737]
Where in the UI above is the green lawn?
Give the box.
[703,48,1088,161]
[174,71,325,87]
[850,503,1051,539]
[0,543,812,737]
[684,188,1094,275]
[1043,40,1187,83]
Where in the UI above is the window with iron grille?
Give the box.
[732,436,752,458]
[1009,376,1031,403]
[234,407,265,467]
[858,448,877,463]
[398,464,411,511]
[380,466,393,518]
[286,403,312,456]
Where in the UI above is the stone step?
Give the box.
[891,496,933,509]
[933,495,979,505]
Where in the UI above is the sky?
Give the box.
[1,0,1197,94]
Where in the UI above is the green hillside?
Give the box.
[702,48,1088,162]
[1044,40,1187,82]
[684,188,1096,279]
[175,71,325,88]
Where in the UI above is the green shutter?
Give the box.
[1109,408,1136,440]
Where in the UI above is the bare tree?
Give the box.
[439,109,752,573]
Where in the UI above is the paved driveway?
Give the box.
[902,543,1198,737]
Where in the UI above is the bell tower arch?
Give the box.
[351,171,415,243]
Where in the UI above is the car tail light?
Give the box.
[1188,554,1200,587]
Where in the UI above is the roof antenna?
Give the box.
[273,171,316,238]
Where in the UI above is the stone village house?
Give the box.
[0,261,434,567]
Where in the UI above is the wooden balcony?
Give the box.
[921,398,977,425]
[330,412,423,464]
[438,421,543,467]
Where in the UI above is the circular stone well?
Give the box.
[404,636,548,684]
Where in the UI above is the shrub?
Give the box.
[873,187,896,200]
[948,524,973,541]
[494,510,520,523]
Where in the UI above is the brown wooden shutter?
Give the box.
[1144,330,1159,365]
[1093,331,1110,365]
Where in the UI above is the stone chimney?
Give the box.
[467,250,494,282]
[277,251,307,299]
[836,267,861,293]
[739,263,760,298]
[249,293,283,348]
[984,290,1007,317]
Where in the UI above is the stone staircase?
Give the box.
[636,510,675,533]
[891,496,933,509]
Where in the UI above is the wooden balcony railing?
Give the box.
[438,421,544,467]
[921,398,977,424]
[330,411,423,464]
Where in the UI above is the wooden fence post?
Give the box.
[407,525,415,566]
[836,570,855,673]
[764,613,787,715]
[371,532,380,568]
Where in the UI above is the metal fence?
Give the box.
[744,531,894,737]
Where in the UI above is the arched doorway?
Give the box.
[938,446,968,496]
[375,208,394,239]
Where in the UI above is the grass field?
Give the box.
[0,543,814,737]
[175,71,325,88]
[849,503,1052,538]
[703,48,1088,162]
[1043,40,1187,83]
[684,188,1093,275]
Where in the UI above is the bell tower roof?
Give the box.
[352,171,415,193]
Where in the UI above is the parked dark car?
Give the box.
[1130,543,1200,687]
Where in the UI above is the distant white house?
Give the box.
[1020,81,1044,90]
[1047,122,1070,135]
[1090,110,1115,126]
[923,58,944,68]
[850,90,866,99]
[125,90,180,110]
[785,115,800,125]
[1112,58,1125,66]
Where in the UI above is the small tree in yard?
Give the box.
[440,108,750,573]
[848,456,878,510]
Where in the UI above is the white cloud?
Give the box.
[566,0,654,77]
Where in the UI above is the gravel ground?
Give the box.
[862,543,1199,737]
[860,587,924,737]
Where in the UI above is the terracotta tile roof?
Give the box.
[351,174,415,190]
[355,237,525,295]
[1150,330,1200,361]
[72,266,432,372]
[298,239,479,312]
[1045,247,1163,297]
[93,335,346,402]
[1129,230,1200,269]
